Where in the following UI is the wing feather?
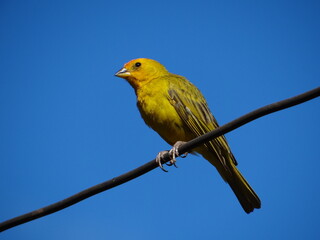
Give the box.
[167,79,237,171]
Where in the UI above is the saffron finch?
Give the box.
[115,58,261,213]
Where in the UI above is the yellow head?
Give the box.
[115,58,169,89]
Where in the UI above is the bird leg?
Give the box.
[166,141,188,167]
[156,151,169,172]
[156,141,188,172]
[175,141,188,158]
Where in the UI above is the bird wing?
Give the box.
[167,77,237,171]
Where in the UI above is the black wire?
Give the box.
[0,87,319,232]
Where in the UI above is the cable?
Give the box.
[0,86,319,232]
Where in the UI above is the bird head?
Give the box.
[115,58,168,89]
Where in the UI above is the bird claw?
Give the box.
[166,148,178,168]
[156,151,169,172]
[156,141,188,171]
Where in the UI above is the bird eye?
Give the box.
[135,62,141,67]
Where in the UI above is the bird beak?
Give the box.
[115,67,131,78]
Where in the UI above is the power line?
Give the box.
[0,86,319,232]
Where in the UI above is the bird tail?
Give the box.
[201,148,261,213]
[225,161,261,213]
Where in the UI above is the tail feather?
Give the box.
[227,164,261,213]
[202,150,261,213]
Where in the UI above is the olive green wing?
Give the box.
[167,76,237,171]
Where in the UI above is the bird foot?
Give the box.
[156,151,169,172]
[156,141,188,172]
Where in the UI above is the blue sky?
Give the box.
[1,0,319,239]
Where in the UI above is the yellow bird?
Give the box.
[115,58,261,213]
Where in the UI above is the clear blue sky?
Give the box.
[1,1,319,239]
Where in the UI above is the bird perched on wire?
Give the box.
[115,58,261,213]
